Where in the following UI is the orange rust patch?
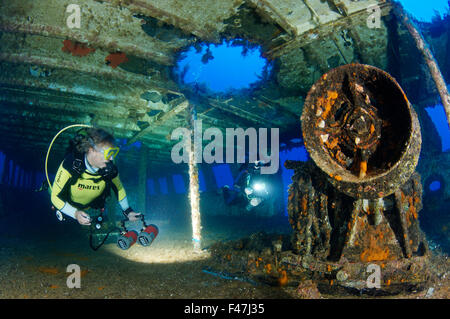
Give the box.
[326,138,339,149]
[62,39,95,57]
[320,91,339,119]
[360,231,391,262]
[328,91,338,99]
[317,96,325,108]
[301,196,308,212]
[410,205,417,219]
[360,161,367,177]
[38,267,59,275]
[105,52,128,68]
[278,270,288,287]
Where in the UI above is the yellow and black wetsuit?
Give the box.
[51,153,132,219]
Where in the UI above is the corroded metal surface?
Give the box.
[301,63,421,199]
[285,63,432,293]
[284,159,431,294]
[285,160,427,261]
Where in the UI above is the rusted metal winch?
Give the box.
[285,64,430,293]
[301,63,421,199]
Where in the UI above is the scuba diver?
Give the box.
[49,126,158,250]
[222,160,270,211]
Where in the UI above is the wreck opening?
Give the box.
[172,39,272,96]
[425,173,445,196]
[398,0,449,22]
[429,180,441,192]
[425,104,450,152]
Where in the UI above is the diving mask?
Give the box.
[89,138,120,160]
[102,146,120,161]
[94,145,119,160]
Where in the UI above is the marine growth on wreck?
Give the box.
[0,0,449,303]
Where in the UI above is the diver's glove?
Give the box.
[122,207,134,219]
[127,212,142,222]
[122,207,142,221]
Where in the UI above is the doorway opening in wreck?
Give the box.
[172,39,273,96]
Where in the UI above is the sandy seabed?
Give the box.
[0,215,448,300]
[0,216,295,299]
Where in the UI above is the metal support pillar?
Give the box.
[188,102,202,251]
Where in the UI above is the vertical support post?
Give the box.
[394,4,450,129]
[188,102,202,251]
[138,144,148,215]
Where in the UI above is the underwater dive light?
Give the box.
[253,182,266,192]
[138,224,159,247]
[250,197,262,207]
